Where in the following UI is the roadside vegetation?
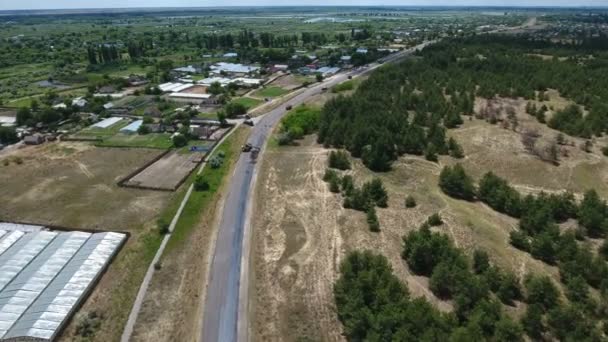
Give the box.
[277,105,321,145]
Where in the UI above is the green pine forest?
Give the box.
[326,34,608,341]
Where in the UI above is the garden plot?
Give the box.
[123,149,208,191]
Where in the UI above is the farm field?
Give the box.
[125,149,205,191]
[96,133,173,149]
[0,141,175,342]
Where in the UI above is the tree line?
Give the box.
[318,54,469,171]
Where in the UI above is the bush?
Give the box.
[427,213,443,226]
[328,150,351,170]
[332,80,354,93]
[405,195,417,208]
[194,175,210,191]
[341,175,354,195]
[172,134,187,147]
[224,101,247,118]
[439,164,475,201]
[157,219,170,235]
[366,206,380,232]
[497,272,522,305]
[323,168,338,183]
[0,126,18,144]
[448,137,464,159]
[600,240,608,260]
[509,230,530,251]
[425,144,438,162]
[137,124,150,135]
[276,132,292,146]
[329,175,341,193]
[362,178,388,208]
[75,311,103,338]
[209,156,223,169]
[525,275,560,311]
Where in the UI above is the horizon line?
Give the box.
[2,5,608,12]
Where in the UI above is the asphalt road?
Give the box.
[200,44,427,342]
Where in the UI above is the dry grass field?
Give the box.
[0,141,176,342]
[250,94,608,341]
[0,142,169,229]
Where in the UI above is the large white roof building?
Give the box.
[0,223,126,341]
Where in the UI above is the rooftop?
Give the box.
[0,223,126,341]
[120,120,143,133]
[210,62,259,74]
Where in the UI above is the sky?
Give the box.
[1,0,608,10]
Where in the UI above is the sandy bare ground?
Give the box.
[250,101,608,340]
[130,196,223,342]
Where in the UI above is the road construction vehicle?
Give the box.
[241,143,253,152]
[250,147,261,162]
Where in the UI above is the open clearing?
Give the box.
[250,96,608,341]
[268,74,305,90]
[0,141,174,342]
[125,150,205,191]
[253,86,289,98]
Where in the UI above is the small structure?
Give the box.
[0,115,17,127]
[356,48,368,54]
[98,85,116,94]
[340,55,352,62]
[234,77,263,87]
[144,106,162,118]
[103,102,114,110]
[127,74,149,86]
[72,97,88,108]
[23,133,44,145]
[144,123,162,133]
[158,82,194,93]
[223,52,238,58]
[120,120,143,134]
[52,103,67,110]
[174,65,198,74]
[316,67,340,77]
[91,117,122,129]
[198,77,232,87]
[210,62,260,75]
[272,64,289,72]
